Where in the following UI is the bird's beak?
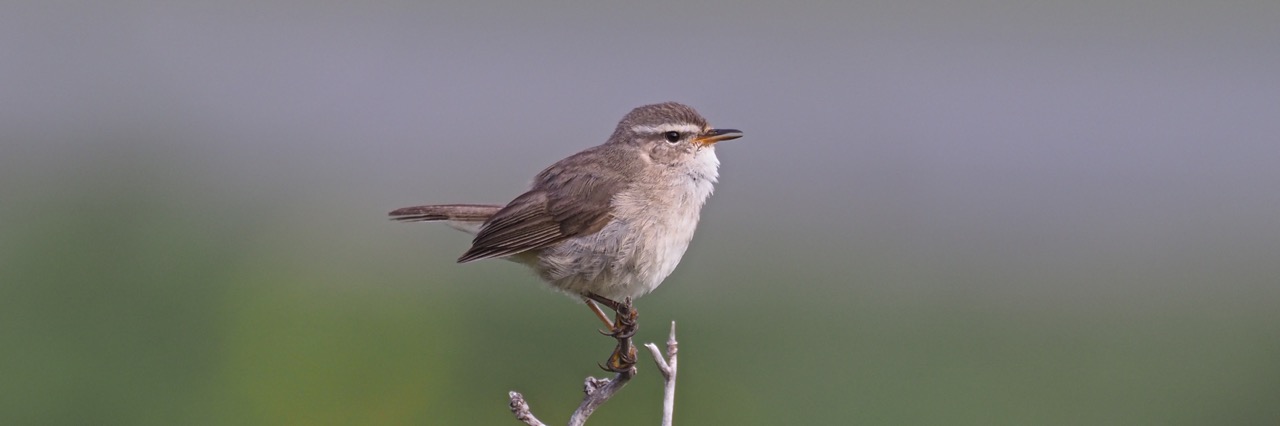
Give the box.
[695,128,744,146]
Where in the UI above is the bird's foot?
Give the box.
[599,338,638,373]
[585,295,640,372]
[587,295,639,338]
[609,297,638,339]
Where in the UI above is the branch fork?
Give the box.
[509,321,680,426]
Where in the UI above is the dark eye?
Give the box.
[663,131,681,143]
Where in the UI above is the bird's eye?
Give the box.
[663,131,681,143]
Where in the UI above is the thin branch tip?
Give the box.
[503,316,680,425]
[508,391,547,426]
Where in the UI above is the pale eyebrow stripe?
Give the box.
[631,123,704,134]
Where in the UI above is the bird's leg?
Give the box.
[585,293,639,373]
[583,298,615,331]
[586,294,638,338]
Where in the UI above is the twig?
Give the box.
[507,367,636,426]
[644,321,679,426]
[567,368,637,426]
[507,317,682,425]
[508,391,547,426]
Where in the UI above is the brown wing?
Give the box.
[456,151,627,263]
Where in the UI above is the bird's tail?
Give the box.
[388,204,502,234]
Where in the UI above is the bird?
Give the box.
[390,102,742,371]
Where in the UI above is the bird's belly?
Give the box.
[534,208,701,301]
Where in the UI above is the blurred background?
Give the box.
[3,0,1278,424]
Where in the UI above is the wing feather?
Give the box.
[456,148,628,263]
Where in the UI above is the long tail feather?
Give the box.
[388,204,502,223]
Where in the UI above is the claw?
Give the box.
[612,323,638,339]
[600,343,638,373]
[603,322,637,339]
[584,294,641,373]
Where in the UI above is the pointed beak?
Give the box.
[695,128,744,146]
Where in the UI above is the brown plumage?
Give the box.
[390,102,741,301]
[388,204,501,223]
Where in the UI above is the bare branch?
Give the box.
[567,367,636,426]
[644,321,679,426]
[508,391,548,426]
[508,315,681,425]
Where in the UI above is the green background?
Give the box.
[4,1,1278,424]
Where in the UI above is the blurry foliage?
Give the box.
[3,161,1278,425]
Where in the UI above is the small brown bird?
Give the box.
[390,102,742,370]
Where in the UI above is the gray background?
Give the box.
[4,1,1278,424]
